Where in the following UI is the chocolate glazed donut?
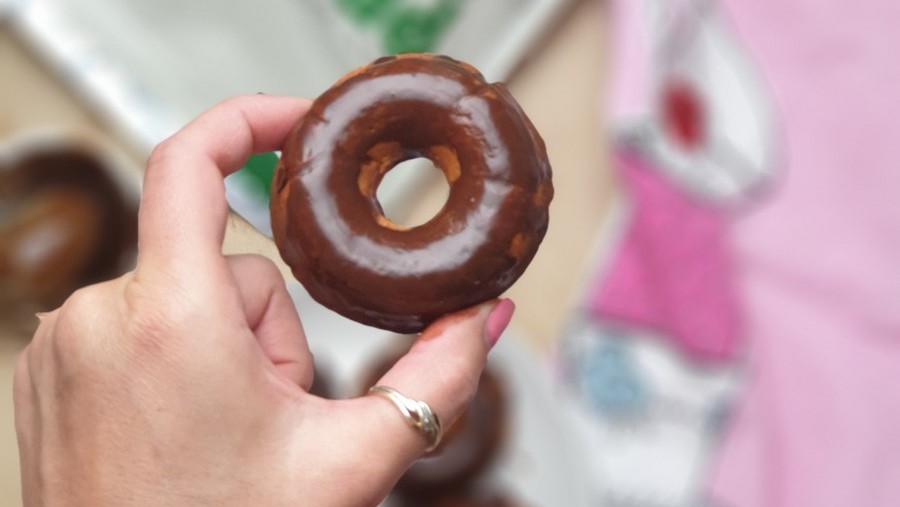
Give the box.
[271,54,552,333]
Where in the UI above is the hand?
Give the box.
[13,95,515,507]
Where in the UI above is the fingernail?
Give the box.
[35,312,48,322]
[484,298,515,349]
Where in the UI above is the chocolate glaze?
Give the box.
[272,54,552,332]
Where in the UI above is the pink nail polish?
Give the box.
[485,299,515,348]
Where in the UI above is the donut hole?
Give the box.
[376,157,451,228]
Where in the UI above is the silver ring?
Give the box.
[368,385,443,453]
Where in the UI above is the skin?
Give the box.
[13,95,513,507]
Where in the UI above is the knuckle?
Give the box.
[219,95,247,109]
[59,284,99,316]
[123,279,198,354]
[219,94,256,111]
[55,286,105,338]
[227,254,286,294]
[146,136,188,172]
[206,96,256,130]
[50,285,109,363]
[243,254,283,280]
[125,287,174,336]
[234,252,275,269]
[147,139,173,167]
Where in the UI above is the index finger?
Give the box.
[137,95,310,274]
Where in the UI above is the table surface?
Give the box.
[0,1,616,503]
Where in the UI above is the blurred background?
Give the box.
[1,1,617,505]
[3,0,897,506]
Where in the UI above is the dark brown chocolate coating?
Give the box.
[271,53,552,333]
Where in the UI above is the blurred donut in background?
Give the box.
[360,338,509,500]
[425,494,522,507]
[308,362,336,399]
[0,134,138,336]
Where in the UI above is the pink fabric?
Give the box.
[587,148,742,362]
[601,0,900,504]
[710,1,900,505]
[607,0,653,121]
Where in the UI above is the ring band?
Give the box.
[368,385,443,453]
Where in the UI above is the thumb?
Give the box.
[377,298,515,430]
[353,299,515,481]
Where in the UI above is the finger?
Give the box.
[25,309,60,388]
[138,95,310,273]
[13,347,39,507]
[349,299,516,478]
[226,254,314,390]
[17,309,60,479]
[13,346,36,452]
